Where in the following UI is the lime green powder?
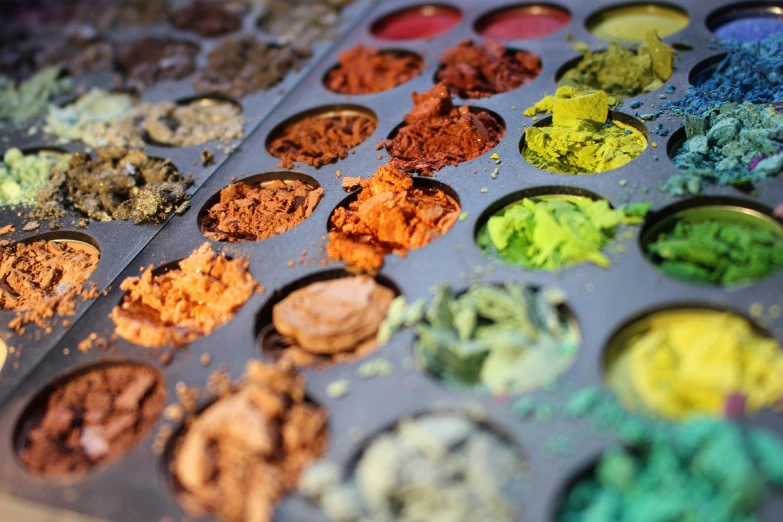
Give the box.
[0,148,70,206]
[0,67,72,125]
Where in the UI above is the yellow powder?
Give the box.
[588,4,689,41]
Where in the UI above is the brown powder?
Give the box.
[266,276,394,368]
[111,243,258,348]
[328,165,460,270]
[385,83,505,176]
[171,2,242,37]
[171,360,328,522]
[437,39,542,98]
[324,45,423,95]
[200,180,323,243]
[267,113,377,169]
[19,363,165,476]
[114,37,199,91]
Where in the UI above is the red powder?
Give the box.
[475,5,570,40]
[371,5,462,41]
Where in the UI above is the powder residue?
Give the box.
[0,66,72,125]
[328,165,460,270]
[19,363,165,476]
[172,360,328,522]
[478,196,649,271]
[193,36,311,98]
[606,309,783,420]
[111,243,258,348]
[171,1,242,37]
[267,276,394,368]
[324,45,423,95]
[0,148,69,206]
[200,179,323,242]
[301,413,527,522]
[523,90,647,174]
[385,83,505,176]
[436,39,541,98]
[664,102,783,194]
[267,113,376,169]
[44,88,136,147]
[140,99,244,148]
[257,0,353,46]
[115,37,199,91]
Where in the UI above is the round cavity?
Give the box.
[0,233,101,311]
[114,37,200,88]
[255,270,400,368]
[142,94,244,148]
[520,111,648,175]
[603,305,782,420]
[640,197,783,287]
[707,2,783,42]
[474,3,571,40]
[266,105,378,168]
[14,361,166,477]
[370,4,462,40]
[323,48,425,96]
[586,2,690,41]
[170,1,244,37]
[687,53,727,86]
[198,172,322,243]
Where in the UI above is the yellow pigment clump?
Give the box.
[607,309,783,420]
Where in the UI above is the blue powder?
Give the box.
[715,17,783,43]
[629,100,642,109]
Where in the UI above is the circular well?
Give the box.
[370,4,462,41]
[586,2,690,41]
[707,2,783,42]
[142,94,243,148]
[474,3,571,40]
[323,48,425,96]
[687,53,727,86]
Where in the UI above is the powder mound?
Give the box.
[0,32,113,82]
[437,39,541,98]
[0,66,72,125]
[140,99,244,148]
[111,243,258,348]
[44,88,136,147]
[201,180,323,242]
[171,2,242,37]
[0,239,99,311]
[664,102,783,194]
[301,413,527,522]
[268,113,377,169]
[268,276,394,368]
[194,36,312,98]
[93,0,168,30]
[34,147,192,225]
[385,83,505,176]
[0,148,70,207]
[324,45,423,95]
[115,37,198,91]
[328,165,460,270]
[173,360,327,522]
[19,363,165,476]
[257,0,353,46]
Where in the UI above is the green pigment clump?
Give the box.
[478,196,650,271]
[0,67,72,125]
[523,90,647,174]
[44,88,135,147]
[380,283,579,395]
[665,102,783,195]
[646,214,783,285]
[0,148,70,206]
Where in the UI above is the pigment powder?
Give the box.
[44,88,136,147]
[380,283,579,395]
[267,112,377,169]
[712,16,783,42]
[172,361,328,522]
[587,3,689,41]
[523,90,647,174]
[606,309,783,421]
[111,243,258,348]
[645,211,783,286]
[114,37,198,91]
[324,45,423,95]
[258,0,354,46]
[140,99,244,147]
[0,148,69,206]
[95,0,168,30]
[170,1,242,37]
[193,37,312,98]
[0,239,99,311]
[0,66,71,125]
[35,148,191,224]
[200,179,323,242]
[478,196,649,271]
[475,4,571,40]
[664,102,783,194]
[385,83,505,176]
[19,363,165,476]
[328,165,460,270]
[268,276,395,368]
[436,39,541,99]
[301,412,527,522]
[370,5,462,41]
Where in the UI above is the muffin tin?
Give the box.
[1,0,783,521]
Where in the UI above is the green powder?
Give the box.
[0,148,70,206]
[44,88,136,147]
[0,67,72,125]
[477,196,650,271]
[646,215,783,285]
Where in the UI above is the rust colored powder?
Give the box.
[171,2,242,37]
[267,113,377,169]
[172,360,328,522]
[385,83,505,175]
[201,180,323,243]
[115,37,198,91]
[0,240,99,311]
[111,243,258,348]
[324,45,423,95]
[19,363,165,476]
[437,39,542,98]
[328,165,460,270]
